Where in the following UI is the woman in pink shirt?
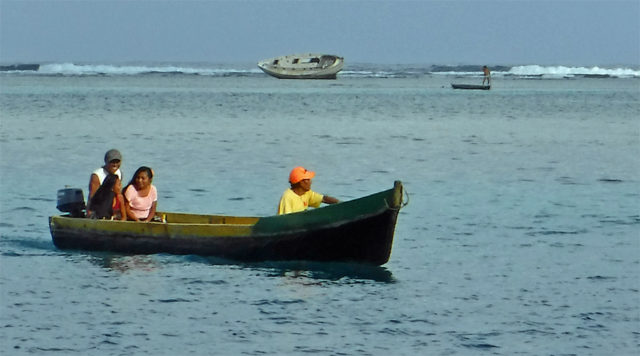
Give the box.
[123,166,158,222]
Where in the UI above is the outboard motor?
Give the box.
[57,188,86,217]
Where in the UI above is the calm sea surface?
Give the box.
[1,72,639,355]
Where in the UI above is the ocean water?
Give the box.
[1,65,639,355]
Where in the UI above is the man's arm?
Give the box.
[322,195,339,204]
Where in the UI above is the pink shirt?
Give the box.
[124,185,157,220]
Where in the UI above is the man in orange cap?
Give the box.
[277,166,339,215]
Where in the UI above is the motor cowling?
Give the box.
[57,188,86,217]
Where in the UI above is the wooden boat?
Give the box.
[257,53,344,79]
[49,181,404,265]
[451,83,491,90]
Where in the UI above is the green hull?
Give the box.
[50,181,404,265]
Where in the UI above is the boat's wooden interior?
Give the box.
[159,212,259,225]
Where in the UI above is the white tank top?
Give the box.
[93,167,122,184]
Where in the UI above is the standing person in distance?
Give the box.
[482,65,491,86]
[278,166,339,215]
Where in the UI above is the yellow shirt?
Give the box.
[277,189,324,215]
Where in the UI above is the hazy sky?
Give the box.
[1,0,638,66]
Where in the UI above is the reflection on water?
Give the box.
[76,250,394,282]
[86,253,158,273]
[22,239,395,282]
[105,255,158,273]
[201,257,395,283]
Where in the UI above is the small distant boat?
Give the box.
[49,181,404,265]
[0,64,40,72]
[451,83,491,90]
[257,53,344,79]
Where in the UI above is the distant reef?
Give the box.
[0,63,40,71]
[430,64,511,73]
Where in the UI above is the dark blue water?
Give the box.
[1,74,639,355]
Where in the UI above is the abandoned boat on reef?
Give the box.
[257,53,344,79]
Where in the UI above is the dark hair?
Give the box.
[89,174,118,217]
[93,174,118,201]
[124,166,153,193]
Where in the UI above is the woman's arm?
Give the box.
[144,201,158,222]
[116,194,127,221]
[124,197,139,221]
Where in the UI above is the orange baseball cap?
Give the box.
[289,166,315,184]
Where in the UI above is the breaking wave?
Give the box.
[36,62,262,77]
[507,65,640,79]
